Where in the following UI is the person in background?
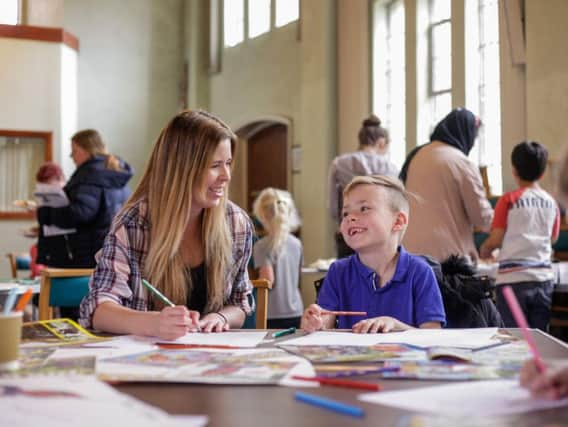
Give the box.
[302,175,445,333]
[79,110,254,340]
[480,141,559,331]
[328,115,399,258]
[401,108,493,263]
[29,162,66,278]
[37,129,133,269]
[253,188,303,329]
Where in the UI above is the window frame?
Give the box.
[0,129,52,220]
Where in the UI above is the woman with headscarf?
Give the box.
[400,108,493,262]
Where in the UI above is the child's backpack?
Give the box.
[422,254,504,328]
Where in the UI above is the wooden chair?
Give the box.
[38,268,93,320]
[6,252,31,279]
[242,279,272,329]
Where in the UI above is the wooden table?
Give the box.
[114,329,568,427]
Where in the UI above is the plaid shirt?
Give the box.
[79,198,254,329]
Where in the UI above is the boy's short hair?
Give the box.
[343,175,410,216]
[511,141,548,182]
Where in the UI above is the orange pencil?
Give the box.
[14,287,33,312]
[320,311,367,316]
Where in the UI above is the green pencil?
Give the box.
[142,279,174,307]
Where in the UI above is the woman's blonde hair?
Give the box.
[126,109,237,312]
[72,129,121,171]
[253,188,301,256]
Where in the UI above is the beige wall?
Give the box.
[63,0,184,187]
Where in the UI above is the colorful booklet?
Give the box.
[21,318,107,346]
[279,344,426,363]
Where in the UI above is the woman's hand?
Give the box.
[300,304,325,332]
[520,359,568,399]
[352,316,406,333]
[199,312,230,333]
[156,306,199,340]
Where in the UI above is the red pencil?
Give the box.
[320,311,367,316]
[156,343,242,350]
[14,287,33,312]
[292,375,380,391]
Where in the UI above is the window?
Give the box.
[0,130,52,219]
[0,0,19,25]
[224,0,245,47]
[428,0,452,126]
[275,0,299,28]
[373,0,406,168]
[248,0,270,38]
[466,0,502,194]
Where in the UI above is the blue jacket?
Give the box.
[37,155,133,268]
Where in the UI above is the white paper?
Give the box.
[0,375,208,427]
[50,335,158,360]
[158,331,268,347]
[284,328,500,349]
[359,379,568,416]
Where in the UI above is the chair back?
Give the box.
[242,279,272,329]
[6,253,31,279]
[39,268,93,320]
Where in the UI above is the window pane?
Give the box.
[0,0,18,25]
[431,21,452,92]
[275,0,299,27]
[248,0,270,38]
[430,0,451,22]
[224,0,245,47]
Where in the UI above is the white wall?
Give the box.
[63,0,184,186]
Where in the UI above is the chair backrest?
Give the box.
[242,279,272,329]
[38,268,93,320]
[6,253,31,279]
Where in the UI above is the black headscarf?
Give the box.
[399,108,478,183]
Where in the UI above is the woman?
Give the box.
[37,130,132,268]
[328,114,399,257]
[79,110,254,340]
[400,108,493,262]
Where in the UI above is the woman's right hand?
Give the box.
[520,359,568,399]
[156,306,200,340]
[300,304,324,332]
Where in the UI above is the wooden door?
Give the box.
[247,124,288,211]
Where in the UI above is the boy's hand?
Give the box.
[301,304,325,332]
[520,359,568,399]
[352,316,404,333]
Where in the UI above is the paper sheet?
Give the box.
[359,379,568,416]
[284,328,501,349]
[158,331,268,347]
[0,375,208,426]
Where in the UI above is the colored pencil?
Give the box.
[3,287,18,315]
[142,279,174,307]
[292,375,381,391]
[294,391,365,418]
[156,343,242,350]
[316,366,400,378]
[14,287,33,312]
[320,311,367,316]
[502,286,546,373]
[272,327,296,338]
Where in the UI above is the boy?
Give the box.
[480,141,560,330]
[301,175,446,333]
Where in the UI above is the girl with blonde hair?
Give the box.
[253,188,303,329]
[79,110,254,339]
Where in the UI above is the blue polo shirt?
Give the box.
[317,246,446,329]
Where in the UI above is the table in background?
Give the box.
[114,329,568,427]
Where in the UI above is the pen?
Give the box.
[292,375,381,391]
[142,279,174,307]
[272,327,296,338]
[14,287,33,312]
[320,311,367,316]
[317,366,400,378]
[294,391,365,418]
[502,286,546,373]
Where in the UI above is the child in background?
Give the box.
[253,188,304,329]
[301,175,446,333]
[29,162,66,278]
[480,141,560,331]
